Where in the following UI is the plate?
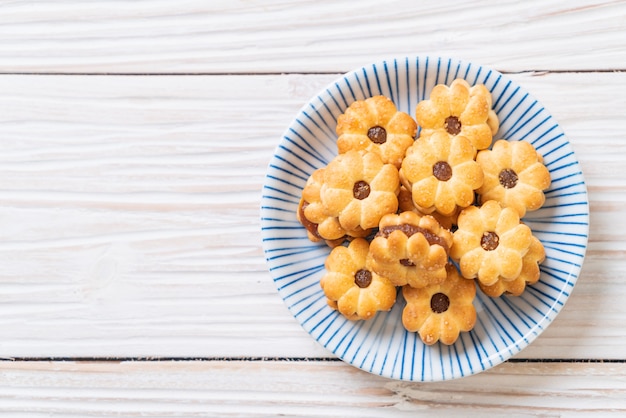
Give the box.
[260,56,589,381]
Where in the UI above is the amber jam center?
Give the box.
[399,258,415,267]
[499,168,519,189]
[355,269,372,288]
[481,231,500,251]
[367,125,387,144]
[433,161,452,181]
[431,292,450,313]
[376,224,448,252]
[352,180,371,200]
[444,116,462,135]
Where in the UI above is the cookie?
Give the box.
[297,168,347,246]
[397,186,458,230]
[321,150,400,231]
[297,199,346,247]
[415,78,497,151]
[450,200,532,286]
[367,211,453,288]
[336,95,417,168]
[400,131,483,216]
[478,235,545,297]
[402,263,476,345]
[298,167,372,246]
[469,83,500,136]
[476,139,551,218]
[320,238,397,320]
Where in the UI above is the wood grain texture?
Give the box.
[0,0,625,73]
[0,72,624,359]
[0,360,624,416]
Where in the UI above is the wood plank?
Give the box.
[0,0,625,73]
[0,72,624,359]
[0,360,624,416]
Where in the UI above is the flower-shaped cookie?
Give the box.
[476,139,551,218]
[336,95,417,168]
[297,199,346,248]
[451,200,532,286]
[470,83,500,136]
[479,235,545,297]
[402,263,476,345]
[397,186,458,230]
[298,167,370,246]
[297,168,347,246]
[367,211,453,288]
[321,238,397,320]
[400,131,483,216]
[321,150,399,231]
[415,79,496,151]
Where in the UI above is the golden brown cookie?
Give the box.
[450,200,532,286]
[476,139,551,218]
[402,263,476,345]
[397,185,417,213]
[478,235,545,297]
[321,150,399,231]
[297,168,347,246]
[415,79,497,151]
[397,186,458,230]
[367,211,453,288]
[400,131,483,216]
[469,83,499,136]
[336,95,417,168]
[297,199,345,247]
[320,238,397,320]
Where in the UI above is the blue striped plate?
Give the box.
[260,56,589,381]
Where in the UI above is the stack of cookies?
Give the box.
[296,79,551,345]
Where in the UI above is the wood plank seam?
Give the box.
[0,69,625,76]
[1,357,625,363]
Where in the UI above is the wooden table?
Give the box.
[1,1,625,415]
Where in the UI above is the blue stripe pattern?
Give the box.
[260,56,589,382]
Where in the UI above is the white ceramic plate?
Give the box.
[260,56,589,381]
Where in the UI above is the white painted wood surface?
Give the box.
[0,0,625,415]
[0,0,624,73]
[0,361,625,417]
